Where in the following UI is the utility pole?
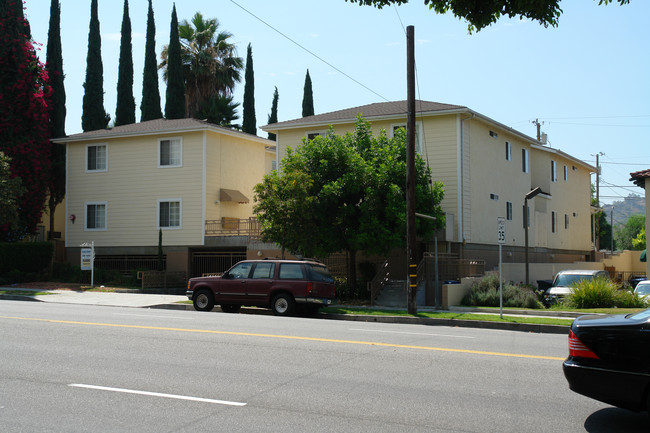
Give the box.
[532,118,544,141]
[593,152,604,251]
[406,25,417,314]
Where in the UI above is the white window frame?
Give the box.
[158,137,182,168]
[522,149,529,173]
[506,201,513,221]
[551,160,557,182]
[86,143,108,173]
[505,142,511,161]
[564,165,568,181]
[390,122,423,154]
[158,199,182,229]
[305,131,327,141]
[85,201,107,231]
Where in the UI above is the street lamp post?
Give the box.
[524,187,542,285]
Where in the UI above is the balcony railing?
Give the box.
[205,217,260,239]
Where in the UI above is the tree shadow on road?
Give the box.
[584,407,648,432]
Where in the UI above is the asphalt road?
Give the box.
[1,300,648,433]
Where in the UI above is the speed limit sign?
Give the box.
[497,217,506,244]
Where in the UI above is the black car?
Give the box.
[563,309,650,412]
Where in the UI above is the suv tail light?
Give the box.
[306,282,313,295]
[568,330,599,359]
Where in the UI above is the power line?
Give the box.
[228,0,390,102]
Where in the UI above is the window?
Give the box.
[564,165,568,181]
[279,263,305,280]
[159,138,181,167]
[522,149,529,173]
[158,200,181,228]
[306,132,325,141]
[252,262,275,279]
[551,161,557,182]
[86,144,107,172]
[565,214,569,229]
[489,130,498,138]
[228,262,252,279]
[505,142,511,161]
[506,202,513,221]
[490,193,499,201]
[85,202,107,230]
[551,211,557,233]
[391,123,422,154]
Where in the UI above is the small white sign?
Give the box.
[80,248,93,270]
[497,217,506,245]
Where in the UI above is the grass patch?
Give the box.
[0,290,52,296]
[321,307,573,326]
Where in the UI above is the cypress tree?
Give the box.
[46,0,66,239]
[140,0,162,121]
[81,0,110,131]
[0,0,52,239]
[267,87,279,141]
[164,4,186,120]
[242,43,256,135]
[114,0,135,126]
[302,69,314,117]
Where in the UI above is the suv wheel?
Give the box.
[221,304,241,314]
[194,290,215,312]
[271,293,295,316]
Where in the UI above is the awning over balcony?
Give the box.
[220,188,249,204]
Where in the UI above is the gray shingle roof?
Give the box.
[54,118,271,143]
[263,100,466,130]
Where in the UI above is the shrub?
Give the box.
[461,274,543,309]
[335,276,370,302]
[566,277,619,309]
[0,242,53,275]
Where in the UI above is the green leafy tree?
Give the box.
[302,69,314,117]
[345,0,630,33]
[160,12,243,121]
[114,0,135,126]
[596,210,614,251]
[632,227,645,250]
[164,4,186,120]
[616,214,645,251]
[254,115,444,286]
[242,43,256,135]
[195,95,239,128]
[140,0,162,121]
[46,0,66,239]
[82,0,110,131]
[0,0,52,240]
[0,152,25,233]
[267,86,279,141]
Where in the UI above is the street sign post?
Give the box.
[80,241,95,287]
[497,217,505,318]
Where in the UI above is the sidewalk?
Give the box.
[0,286,575,334]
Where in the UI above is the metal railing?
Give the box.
[369,260,390,306]
[205,217,260,238]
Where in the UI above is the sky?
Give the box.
[25,0,650,210]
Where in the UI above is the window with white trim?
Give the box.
[306,131,326,141]
[565,214,569,229]
[86,144,107,172]
[564,165,568,181]
[505,142,511,161]
[159,138,182,167]
[391,123,422,154]
[506,201,513,221]
[551,160,557,182]
[522,149,529,173]
[85,202,107,230]
[158,200,181,228]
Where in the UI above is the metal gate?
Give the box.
[190,250,246,277]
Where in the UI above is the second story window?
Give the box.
[87,144,107,172]
[159,138,182,167]
[551,160,557,182]
[522,149,529,173]
[505,142,511,161]
[564,165,568,181]
[506,201,513,221]
[391,124,422,154]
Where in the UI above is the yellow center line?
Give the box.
[0,315,565,361]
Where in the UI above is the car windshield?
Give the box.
[635,283,650,296]
[626,309,650,320]
[553,274,593,287]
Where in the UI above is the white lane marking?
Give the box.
[113,313,192,320]
[350,328,475,339]
[68,384,246,406]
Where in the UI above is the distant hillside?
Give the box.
[602,194,646,227]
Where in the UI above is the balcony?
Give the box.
[205,217,260,240]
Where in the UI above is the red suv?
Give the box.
[186,259,336,316]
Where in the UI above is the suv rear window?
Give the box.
[307,264,334,283]
[279,263,305,280]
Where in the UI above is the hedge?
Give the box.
[0,242,53,275]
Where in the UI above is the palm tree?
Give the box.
[160,12,243,120]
